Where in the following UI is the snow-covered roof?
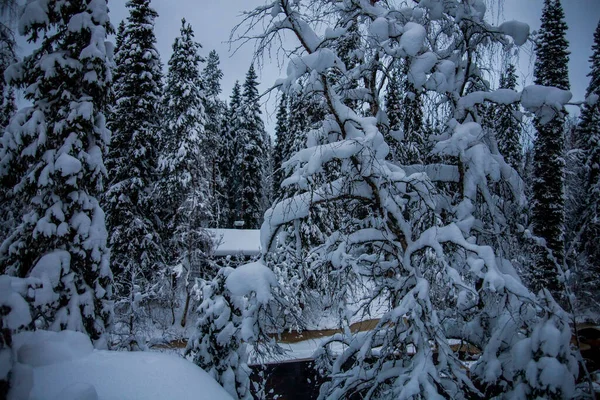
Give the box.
[208,229,261,257]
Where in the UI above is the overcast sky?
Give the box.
[15,0,600,134]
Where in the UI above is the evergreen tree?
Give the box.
[0,87,15,130]
[0,8,16,243]
[574,20,600,311]
[0,87,16,242]
[400,62,426,165]
[225,81,243,227]
[384,68,403,162]
[115,20,126,50]
[0,0,114,344]
[385,62,426,165]
[234,65,266,229]
[109,20,126,107]
[186,268,251,400]
[157,18,213,325]
[202,50,228,226]
[272,94,288,200]
[104,0,164,347]
[531,0,570,299]
[496,62,522,171]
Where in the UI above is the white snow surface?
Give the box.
[498,20,530,46]
[12,330,233,400]
[400,22,426,56]
[208,228,261,256]
[225,261,277,304]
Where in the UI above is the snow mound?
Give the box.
[400,22,426,56]
[521,85,572,124]
[14,330,93,367]
[498,20,530,46]
[226,261,277,304]
[53,383,98,400]
[12,330,233,400]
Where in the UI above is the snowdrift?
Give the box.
[11,330,233,400]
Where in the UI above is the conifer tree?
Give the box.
[384,62,426,165]
[225,81,243,227]
[399,62,426,165]
[235,65,266,229]
[104,0,164,346]
[531,0,570,299]
[186,268,251,400]
[496,62,522,171]
[0,87,15,242]
[574,20,600,310]
[109,20,126,107]
[0,0,114,344]
[272,94,289,200]
[384,68,403,162]
[157,19,213,325]
[202,50,228,226]
[0,10,16,243]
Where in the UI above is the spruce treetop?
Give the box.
[534,0,570,90]
[585,20,600,99]
[203,50,224,98]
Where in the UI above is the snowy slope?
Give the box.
[12,330,233,400]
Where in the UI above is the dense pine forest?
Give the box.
[1,0,599,399]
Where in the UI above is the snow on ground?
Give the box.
[208,228,261,256]
[12,330,233,400]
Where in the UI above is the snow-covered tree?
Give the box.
[104,0,164,348]
[384,67,403,162]
[495,62,522,171]
[572,19,600,313]
[202,50,228,226]
[186,268,251,400]
[157,18,213,327]
[232,65,267,229]
[531,0,570,299]
[400,72,426,165]
[224,81,243,227]
[0,5,17,244]
[272,94,289,200]
[235,1,578,398]
[0,0,114,345]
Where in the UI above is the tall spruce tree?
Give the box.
[104,0,164,346]
[225,81,243,227]
[0,6,16,243]
[202,50,228,226]
[531,0,570,298]
[272,94,289,200]
[384,67,403,162]
[157,19,213,325]
[496,62,522,171]
[0,0,114,344]
[384,62,426,165]
[574,20,600,311]
[186,268,251,400]
[235,65,266,229]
